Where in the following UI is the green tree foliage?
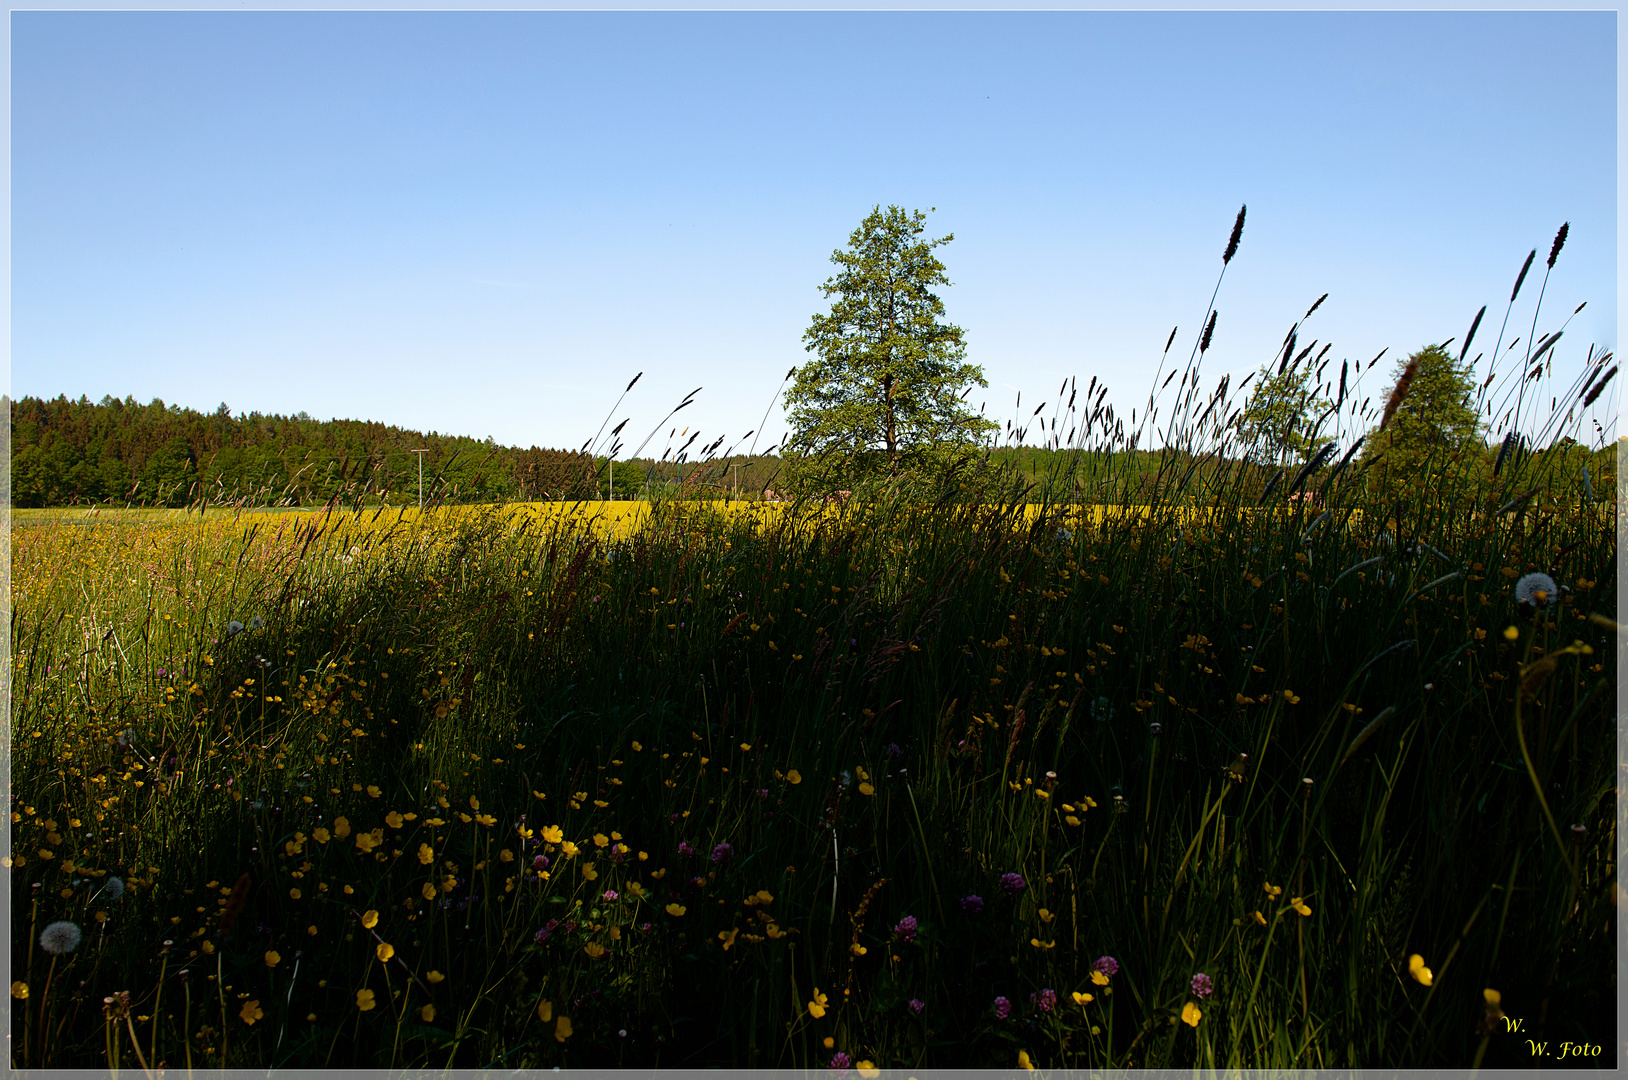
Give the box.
[1235,354,1338,467]
[784,205,996,485]
[7,394,598,508]
[1359,343,1485,496]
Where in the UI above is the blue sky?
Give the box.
[12,10,1617,459]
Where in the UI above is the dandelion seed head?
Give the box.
[1515,572,1559,607]
[40,921,82,955]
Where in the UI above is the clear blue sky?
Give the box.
[12,10,1618,459]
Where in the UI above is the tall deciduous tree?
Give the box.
[785,205,995,480]
[1359,343,1484,494]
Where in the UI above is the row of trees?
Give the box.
[780,203,1616,500]
[8,396,608,508]
[7,394,803,509]
[13,207,1614,509]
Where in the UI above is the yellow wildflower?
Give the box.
[356,989,376,1012]
[807,988,828,1018]
[240,999,263,1025]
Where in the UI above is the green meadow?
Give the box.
[7,426,1618,1072]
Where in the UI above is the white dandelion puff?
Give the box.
[225,620,244,637]
[248,616,264,631]
[100,877,125,902]
[1515,573,1559,607]
[40,921,82,955]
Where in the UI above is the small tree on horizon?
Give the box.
[1235,355,1339,467]
[1359,343,1484,497]
[784,205,996,486]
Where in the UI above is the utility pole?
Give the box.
[410,449,429,509]
[609,458,614,502]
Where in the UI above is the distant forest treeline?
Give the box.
[8,394,1615,509]
[7,394,800,508]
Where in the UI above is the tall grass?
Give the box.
[7,247,1618,1070]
